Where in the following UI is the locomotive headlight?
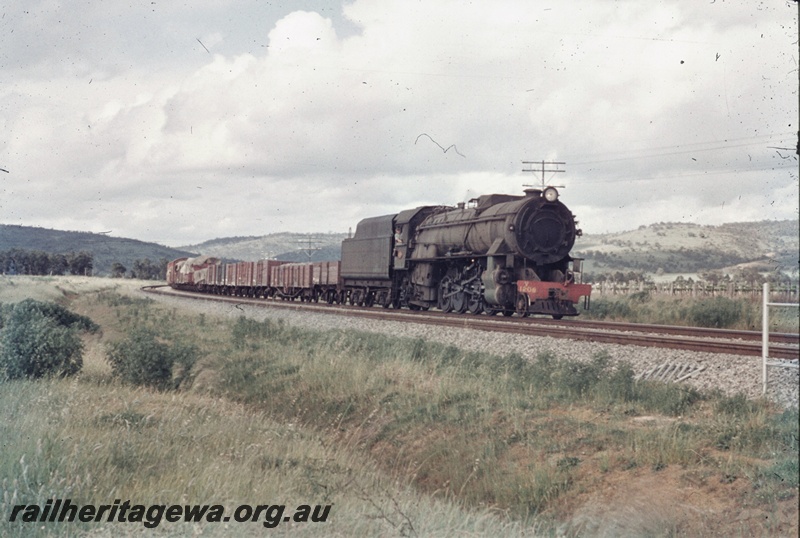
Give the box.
[543,186,559,202]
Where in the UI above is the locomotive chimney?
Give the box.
[457,202,465,209]
[524,188,542,197]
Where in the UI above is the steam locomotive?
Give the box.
[167,187,591,318]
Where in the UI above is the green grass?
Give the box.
[188,312,796,523]
[1,280,797,536]
[1,378,537,537]
[582,293,798,332]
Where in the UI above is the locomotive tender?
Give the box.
[167,187,591,318]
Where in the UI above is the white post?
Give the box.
[762,282,769,396]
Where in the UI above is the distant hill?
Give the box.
[184,220,798,278]
[0,225,196,276]
[180,232,348,262]
[3,218,797,280]
[573,219,798,277]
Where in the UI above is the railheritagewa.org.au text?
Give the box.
[8,499,332,529]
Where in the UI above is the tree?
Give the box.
[737,267,764,287]
[132,258,156,279]
[111,262,127,278]
[66,251,93,276]
[49,253,68,275]
[700,270,723,286]
[131,257,169,280]
[28,250,51,275]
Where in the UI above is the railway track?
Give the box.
[142,286,800,360]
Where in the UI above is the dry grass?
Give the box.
[1,276,797,537]
[0,275,148,304]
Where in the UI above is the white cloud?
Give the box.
[0,0,796,246]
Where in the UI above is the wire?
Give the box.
[565,133,795,165]
[575,162,798,183]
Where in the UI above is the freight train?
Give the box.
[167,187,591,318]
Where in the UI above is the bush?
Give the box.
[0,299,93,379]
[629,291,651,303]
[687,297,741,328]
[586,298,633,320]
[634,382,703,416]
[548,353,611,399]
[106,328,197,390]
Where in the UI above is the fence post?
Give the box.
[762,283,769,396]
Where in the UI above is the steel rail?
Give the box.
[497,317,799,345]
[142,286,799,360]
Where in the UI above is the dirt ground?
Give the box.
[559,465,797,537]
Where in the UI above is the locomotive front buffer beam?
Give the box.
[516,280,592,318]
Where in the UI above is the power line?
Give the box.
[575,162,798,183]
[566,133,795,165]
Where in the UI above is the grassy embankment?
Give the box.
[1,276,798,536]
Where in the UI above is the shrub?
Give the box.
[634,382,703,416]
[106,328,197,390]
[687,297,741,328]
[549,353,610,399]
[0,299,92,379]
[596,360,636,402]
[586,298,633,320]
[231,316,275,349]
[715,393,759,416]
[629,291,651,303]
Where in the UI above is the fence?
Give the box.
[591,281,799,300]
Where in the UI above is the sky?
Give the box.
[1,0,797,247]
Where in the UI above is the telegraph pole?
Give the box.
[296,235,322,259]
[522,160,565,189]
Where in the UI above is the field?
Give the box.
[1,276,798,536]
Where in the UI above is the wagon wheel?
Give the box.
[501,309,514,317]
[338,290,347,305]
[352,290,363,306]
[467,294,484,315]
[485,307,500,316]
[364,291,375,308]
[515,293,530,318]
[438,276,454,313]
[552,315,564,320]
[326,290,335,304]
[451,291,468,314]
